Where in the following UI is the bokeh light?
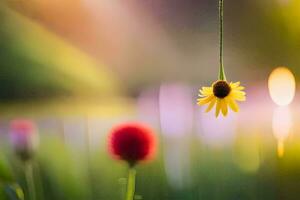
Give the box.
[272,106,292,157]
[268,67,296,106]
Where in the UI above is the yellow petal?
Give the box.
[197,95,213,105]
[221,100,228,116]
[232,90,246,96]
[202,87,211,91]
[231,93,246,101]
[236,86,245,90]
[206,98,216,112]
[215,99,221,117]
[200,87,213,96]
[236,96,246,101]
[227,98,239,112]
[198,92,210,98]
[230,82,240,88]
[198,94,206,98]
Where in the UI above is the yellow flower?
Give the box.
[197,80,246,117]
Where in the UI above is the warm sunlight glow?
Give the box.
[272,107,292,157]
[268,67,296,106]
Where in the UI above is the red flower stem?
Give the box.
[125,167,136,200]
[25,162,36,200]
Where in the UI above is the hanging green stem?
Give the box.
[218,0,226,81]
[25,162,36,200]
[125,168,136,200]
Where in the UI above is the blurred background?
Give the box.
[1,0,300,199]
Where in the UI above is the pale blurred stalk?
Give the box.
[25,162,36,200]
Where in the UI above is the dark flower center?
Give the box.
[213,81,231,98]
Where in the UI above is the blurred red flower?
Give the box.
[10,119,39,161]
[108,122,156,166]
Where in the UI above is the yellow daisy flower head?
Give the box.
[197,80,246,117]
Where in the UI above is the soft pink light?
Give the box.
[196,107,237,148]
[159,83,193,138]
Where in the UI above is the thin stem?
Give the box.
[125,168,136,200]
[25,162,36,200]
[218,0,226,81]
[85,116,94,200]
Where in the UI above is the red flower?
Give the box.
[108,122,156,166]
[10,119,38,161]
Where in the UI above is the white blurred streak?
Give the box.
[196,107,237,148]
[163,141,191,189]
[159,83,193,188]
[159,83,193,138]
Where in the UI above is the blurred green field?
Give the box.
[0,120,299,200]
